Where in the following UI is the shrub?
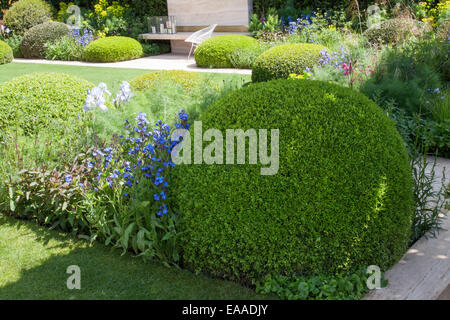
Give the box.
[364,18,430,46]
[0,40,13,64]
[194,35,258,68]
[20,22,70,58]
[84,36,143,62]
[0,72,93,135]
[3,34,23,58]
[360,45,442,117]
[252,43,327,82]
[45,36,84,61]
[173,79,414,283]
[130,70,201,91]
[3,0,53,35]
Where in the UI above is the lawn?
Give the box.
[0,62,250,91]
[0,214,273,300]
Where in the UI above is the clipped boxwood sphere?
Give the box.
[0,40,13,64]
[130,70,201,91]
[252,43,326,82]
[84,36,143,62]
[3,0,53,35]
[0,72,94,135]
[194,35,258,68]
[20,21,70,58]
[173,79,414,283]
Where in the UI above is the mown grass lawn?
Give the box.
[0,62,250,91]
[0,214,274,300]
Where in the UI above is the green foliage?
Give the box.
[256,267,383,300]
[360,45,443,117]
[410,154,449,244]
[249,9,281,34]
[0,72,93,135]
[173,79,414,283]
[45,36,85,61]
[0,39,13,64]
[141,42,170,57]
[194,35,258,68]
[228,44,270,69]
[252,43,326,82]
[20,21,69,58]
[5,156,92,235]
[364,18,430,46]
[3,0,53,35]
[2,33,23,58]
[130,70,201,92]
[83,36,143,62]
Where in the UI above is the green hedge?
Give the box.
[0,40,13,64]
[0,72,93,135]
[130,70,201,91]
[20,21,69,58]
[3,0,53,35]
[194,35,258,68]
[84,36,143,63]
[252,43,326,82]
[173,79,414,283]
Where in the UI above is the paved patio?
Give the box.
[13,53,252,75]
[365,157,449,300]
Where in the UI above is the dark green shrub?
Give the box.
[3,0,53,35]
[360,46,442,117]
[130,70,201,91]
[364,18,430,46]
[84,36,143,62]
[173,79,414,283]
[0,72,94,135]
[194,35,258,68]
[252,43,326,82]
[0,40,13,64]
[20,21,69,58]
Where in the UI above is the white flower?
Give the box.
[84,83,111,112]
[113,81,133,106]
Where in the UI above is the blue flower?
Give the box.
[64,174,73,184]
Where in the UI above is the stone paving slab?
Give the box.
[13,54,252,75]
[365,157,450,300]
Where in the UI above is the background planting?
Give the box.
[20,22,70,58]
[252,43,326,82]
[194,35,258,68]
[83,36,143,62]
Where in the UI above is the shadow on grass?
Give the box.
[0,215,274,300]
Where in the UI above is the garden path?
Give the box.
[13,54,252,75]
[365,157,450,300]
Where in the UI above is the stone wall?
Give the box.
[167,0,252,27]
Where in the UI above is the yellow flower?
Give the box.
[100,10,107,17]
